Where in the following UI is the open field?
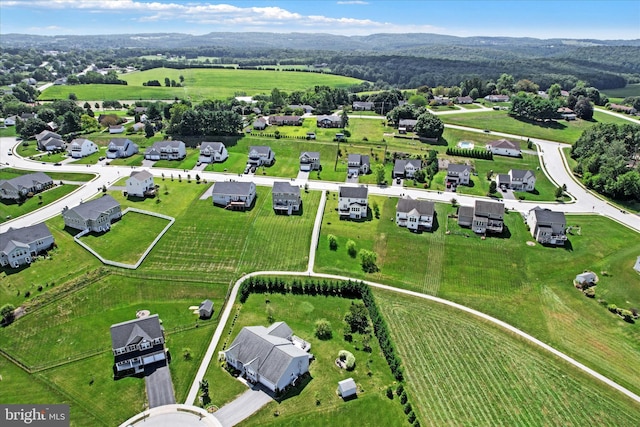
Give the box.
[376,289,640,426]
[602,83,640,98]
[78,210,172,264]
[40,68,364,101]
[203,292,406,427]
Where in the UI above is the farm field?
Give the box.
[78,210,172,264]
[376,289,640,426]
[602,83,640,98]
[203,292,406,426]
[40,68,364,101]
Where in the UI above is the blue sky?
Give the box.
[1,0,639,39]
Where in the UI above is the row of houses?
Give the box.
[0,172,54,200]
[253,114,344,130]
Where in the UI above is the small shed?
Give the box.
[575,272,597,286]
[199,299,214,319]
[634,256,640,274]
[337,378,357,399]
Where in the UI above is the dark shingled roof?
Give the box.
[110,314,163,349]
[510,169,535,180]
[67,195,120,221]
[475,200,504,218]
[1,223,52,253]
[212,181,254,197]
[531,207,565,224]
[129,170,153,181]
[397,198,435,216]
[0,172,52,191]
[448,164,470,173]
[109,138,134,147]
[249,146,272,156]
[272,181,300,196]
[339,186,368,199]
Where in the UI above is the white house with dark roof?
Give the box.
[396,197,435,231]
[222,321,310,393]
[352,101,374,111]
[393,159,422,179]
[126,170,155,198]
[110,314,166,377]
[446,164,471,186]
[248,146,275,167]
[212,181,256,210]
[199,142,228,164]
[269,115,303,126]
[527,207,567,245]
[272,181,301,215]
[398,119,417,133]
[339,186,368,220]
[486,139,521,157]
[458,200,504,234]
[0,223,55,268]
[144,140,186,161]
[347,154,370,176]
[62,195,122,233]
[498,169,536,191]
[456,96,474,104]
[35,130,64,151]
[300,151,320,171]
[316,115,342,128]
[289,104,314,114]
[107,138,138,159]
[69,138,98,158]
[484,94,510,102]
[109,124,125,134]
[0,172,53,200]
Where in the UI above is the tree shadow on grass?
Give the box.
[513,116,567,130]
[273,372,313,403]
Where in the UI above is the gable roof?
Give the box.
[110,314,163,349]
[458,205,474,222]
[448,164,471,173]
[249,146,272,156]
[129,170,153,182]
[397,198,435,216]
[212,181,254,197]
[530,207,565,225]
[201,142,225,152]
[36,130,61,141]
[347,154,370,166]
[398,119,418,126]
[300,151,320,160]
[0,172,52,192]
[510,169,535,180]
[339,186,368,199]
[272,181,300,196]
[1,223,52,254]
[475,200,504,217]
[487,139,520,150]
[109,138,134,148]
[65,195,120,221]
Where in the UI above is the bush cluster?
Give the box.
[446,147,493,159]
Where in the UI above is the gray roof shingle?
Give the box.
[66,195,120,221]
[110,314,163,349]
[1,223,52,254]
[397,198,435,216]
[339,186,368,199]
[212,181,254,197]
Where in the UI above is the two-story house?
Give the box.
[212,181,256,210]
[107,138,138,159]
[395,197,435,231]
[338,186,368,220]
[299,151,320,171]
[458,200,505,234]
[497,169,536,192]
[0,172,53,200]
[527,207,567,245]
[144,141,186,161]
[36,130,64,151]
[446,164,471,187]
[393,159,422,179]
[0,223,55,268]
[347,154,370,176]
[62,195,122,233]
[316,115,342,128]
[199,142,228,164]
[126,170,155,198]
[69,138,98,158]
[248,146,275,167]
[272,181,301,215]
[110,314,166,378]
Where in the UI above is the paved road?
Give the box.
[145,362,176,408]
[213,385,273,427]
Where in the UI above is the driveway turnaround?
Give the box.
[213,385,273,427]
[146,363,176,408]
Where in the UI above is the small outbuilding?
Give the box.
[634,256,640,274]
[575,271,597,286]
[199,299,214,319]
[337,378,357,399]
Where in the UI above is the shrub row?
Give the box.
[238,277,404,381]
[446,147,493,160]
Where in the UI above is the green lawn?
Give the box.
[602,83,640,98]
[204,292,406,427]
[78,211,172,264]
[376,289,640,426]
[0,126,16,137]
[40,68,364,101]
[0,184,79,224]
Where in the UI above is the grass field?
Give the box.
[203,292,406,427]
[78,210,172,264]
[40,68,364,101]
[376,289,640,426]
[0,184,79,223]
[602,83,640,98]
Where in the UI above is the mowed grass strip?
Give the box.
[0,184,79,224]
[78,211,171,264]
[376,289,640,426]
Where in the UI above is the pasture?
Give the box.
[39,68,364,101]
[376,289,640,426]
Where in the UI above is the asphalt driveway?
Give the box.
[213,384,272,427]
[145,362,176,408]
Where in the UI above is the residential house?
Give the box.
[456,96,474,104]
[575,272,597,287]
[289,104,314,114]
[497,169,536,191]
[486,139,521,157]
[0,223,55,268]
[212,181,256,210]
[110,314,166,377]
[252,117,267,130]
[269,115,303,126]
[3,116,16,126]
[132,122,145,132]
[432,96,450,105]
[248,146,275,167]
[272,181,301,215]
[62,194,122,233]
[395,197,435,231]
[446,164,471,187]
[338,378,357,399]
[109,124,125,134]
[609,103,637,115]
[338,186,368,220]
[126,170,155,198]
[299,151,320,171]
[316,115,342,128]
[69,138,98,158]
[199,142,228,164]
[222,322,310,393]
[398,119,417,133]
[46,121,59,132]
[134,106,148,114]
[484,94,510,102]
[20,112,36,120]
[557,107,577,120]
[144,141,186,161]
[198,300,214,319]
[347,154,370,176]
[0,172,53,200]
[393,159,422,179]
[458,200,504,234]
[107,138,138,159]
[352,101,374,111]
[36,130,64,151]
[527,207,567,245]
